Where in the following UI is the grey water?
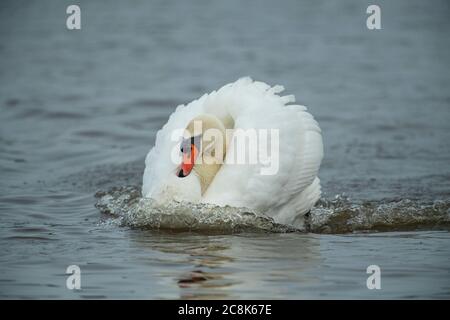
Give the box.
[1,0,450,299]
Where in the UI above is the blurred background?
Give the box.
[1,0,449,198]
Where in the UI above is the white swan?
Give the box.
[142,77,323,227]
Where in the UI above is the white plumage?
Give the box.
[142,77,323,227]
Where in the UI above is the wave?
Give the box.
[309,195,450,233]
[95,186,450,234]
[95,186,298,233]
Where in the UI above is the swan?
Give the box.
[142,77,323,227]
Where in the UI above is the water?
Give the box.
[1,0,450,299]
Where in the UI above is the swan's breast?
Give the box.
[148,173,202,204]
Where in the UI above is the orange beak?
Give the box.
[179,144,198,177]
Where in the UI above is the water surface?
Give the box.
[0,0,449,299]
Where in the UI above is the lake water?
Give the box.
[0,0,449,299]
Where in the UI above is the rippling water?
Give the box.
[1,0,450,299]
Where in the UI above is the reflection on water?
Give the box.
[131,232,237,299]
[129,231,321,299]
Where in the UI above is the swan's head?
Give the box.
[176,114,227,194]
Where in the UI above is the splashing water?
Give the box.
[95,186,299,233]
[309,195,450,233]
[95,186,450,234]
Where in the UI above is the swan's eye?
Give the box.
[181,135,201,155]
[180,139,190,154]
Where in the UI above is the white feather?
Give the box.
[142,77,323,227]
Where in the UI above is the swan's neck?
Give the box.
[187,113,234,195]
[194,161,222,195]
